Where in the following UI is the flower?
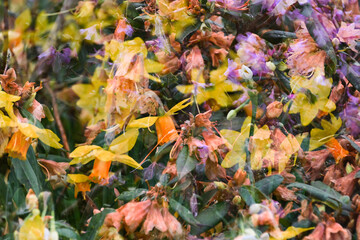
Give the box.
[325,138,349,163]
[340,92,360,138]
[286,69,336,126]
[287,26,326,76]
[4,131,32,160]
[177,65,243,107]
[89,158,112,183]
[126,98,192,145]
[235,33,270,76]
[69,128,142,185]
[155,116,179,145]
[67,174,91,199]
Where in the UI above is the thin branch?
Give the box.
[44,79,71,154]
[1,0,9,73]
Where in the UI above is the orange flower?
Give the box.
[5,131,32,160]
[89,158,112,183]
[325,137,349,163]
[155,116,179,145]
[75,182,91,199]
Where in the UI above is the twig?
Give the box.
[1,0,9,73]
[44,79,71,154]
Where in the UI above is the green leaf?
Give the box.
[177,21,201,43]
[255,175,284,195]
[0,174,7,206]
[169,198,200,225]
[11,147,44,195]
[261,30,297,43]
[288,182,351,212]
[116,188,147,202]
[82,208,114,240]
[176,146,197,180]
[190,202,229,235]
[239,185,267,206]
[56,221,81,240]
[355,170,360,179]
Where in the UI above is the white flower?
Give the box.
[238,65,253,80]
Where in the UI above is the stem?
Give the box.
[44,80,70,154]
[1,0,9,73]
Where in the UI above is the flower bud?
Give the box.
[266,101,283,119]
[214,181,227,190]
[238,65,253,80]
[249,204,262,214]
[227,109,237,120]
[266,61,276,71]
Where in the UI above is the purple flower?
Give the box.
[340,91,360,137]
[224,59,240,82]
[235,33,270,76]
[38,47,72,66]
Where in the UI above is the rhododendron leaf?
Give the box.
[255,175,284,195]
[70,145,101,158]
[190,202,229,235]
[176,146,197,179]
[114,154,143,169]
[109,128,139,155]
[83,208,115,240]
[309,114,342,150]
[169,198,200,225]
[127,116,159,128]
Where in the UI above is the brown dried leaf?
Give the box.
[274,185,297,201]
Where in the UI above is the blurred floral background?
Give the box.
[1,0,360,239]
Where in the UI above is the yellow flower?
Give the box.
[5,131,32,160]
[177,64,243,107]
[18,211,45,240]
[286,68,336,126]
[67,174,91,199]
[69,128,142,184]
[0,90,63,159]
[72,67,107,125]
[126,98,192,145]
